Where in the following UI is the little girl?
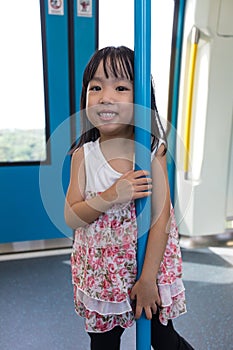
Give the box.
[65,46,194,350]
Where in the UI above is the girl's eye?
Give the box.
[116,86,129,92]
[89,85,101,91]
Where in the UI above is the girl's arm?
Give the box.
[64,147,152,229]
[131,144,171,319]
[64,147,113,229]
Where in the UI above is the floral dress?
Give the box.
[71,139,187,333]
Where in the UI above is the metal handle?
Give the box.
[184,26,200,176]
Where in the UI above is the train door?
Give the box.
[175,0,233,236]
[0,0,97,251]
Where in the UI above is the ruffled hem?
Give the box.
[158,277,185,307]
[74,298,135,333]
[76,287,132,316]
[72,277,187,331]
[157,278,187,325]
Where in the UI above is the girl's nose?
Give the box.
[99,88,114,104]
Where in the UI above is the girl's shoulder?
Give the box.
[71,146,85,168]
[151,139,166,160]
[69,146,85,187]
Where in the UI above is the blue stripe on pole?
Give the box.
[134,1,151,349]
[167,0,186,205]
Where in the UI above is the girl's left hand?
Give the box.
[130,278,162,320]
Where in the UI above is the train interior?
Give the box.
[0,1,232,349]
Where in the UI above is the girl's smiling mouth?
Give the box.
[98,111,117,121]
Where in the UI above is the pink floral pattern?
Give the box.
[71,192,187,332]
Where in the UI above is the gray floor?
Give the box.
[0,240,233,350]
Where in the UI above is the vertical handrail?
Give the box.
[134,0,151,349]
[167,0,186,204]
[184,26,200,176]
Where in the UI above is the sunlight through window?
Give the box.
[0,0,47,163]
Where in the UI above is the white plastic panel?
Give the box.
[175,0,233,236]
[217,0,233,36]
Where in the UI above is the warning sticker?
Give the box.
[77,0,92,17]
[48,0,64,15]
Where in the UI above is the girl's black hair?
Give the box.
[71,46,167,155]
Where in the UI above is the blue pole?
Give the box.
[134,1,151,349]
[167,0,186,205]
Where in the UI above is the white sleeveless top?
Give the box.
[84,138,123,192]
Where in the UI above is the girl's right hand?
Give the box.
[102,170,152,204]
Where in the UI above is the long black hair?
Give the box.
[71,46,167,154]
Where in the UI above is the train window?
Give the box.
[98,0,134,49]
[98,0,174,124]
[0,1,48,164]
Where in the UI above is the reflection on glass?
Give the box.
[0,0,47,163]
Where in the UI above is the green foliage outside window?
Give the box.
[0,129,46,162]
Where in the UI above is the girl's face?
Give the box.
[86,59,134,139]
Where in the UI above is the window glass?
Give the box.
[98,0,174,122]
[0,0,47,163]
